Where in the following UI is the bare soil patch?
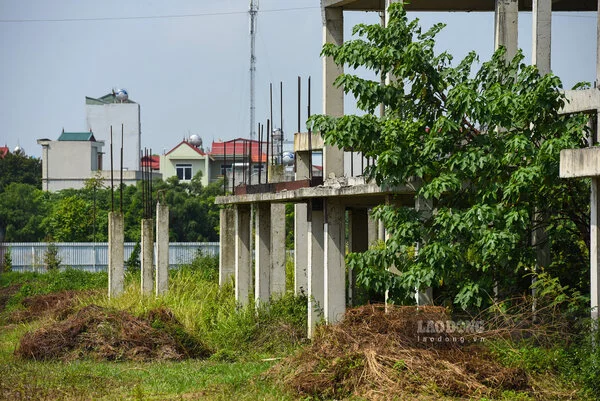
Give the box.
[15,304,211,362]
[273,304,529,400]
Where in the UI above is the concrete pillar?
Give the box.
[108,212,124,298]
[296,151,311,180]
[141,219,154,296]
[591,178,600,321]
[255,203,271,304]
[271,203,286,296]
[324,198,346,324]
[367,208,378,246]
[294,203,309,295]
[308,201,325,337]
[322,7,344,178]
[155,203,169,296]
[532,0,551,75]
[378,219,386,242]
[235,204,252,306]
[219,208,235,286]
[494,0,518,61]
[349,208,369,306]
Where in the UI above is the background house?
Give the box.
[37,131,104,191]
[85,91,141,172]
[160,140,211,186]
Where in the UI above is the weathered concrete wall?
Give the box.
[156,203,169,296]
[219,208,236,286]
[235,204,252,306]
[141,219,154,295]
[108,212,124,298]
[560,148,600,178]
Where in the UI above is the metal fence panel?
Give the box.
[1,242,219,272]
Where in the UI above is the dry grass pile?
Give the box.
[15,304,211,362]
[273,304,528,400]
[8,290,85,322]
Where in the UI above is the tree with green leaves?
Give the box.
[309,3,590,309]
[0,152,41,192]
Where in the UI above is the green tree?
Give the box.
[42,195,93,242]
[0,152,41,191]
[309,3,590,308]
[0,183,47,241]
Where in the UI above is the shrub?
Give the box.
[44,243,61,271]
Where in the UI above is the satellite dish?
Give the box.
[282,151,295,166]
[189,134,202,147]
[114,89,128,102]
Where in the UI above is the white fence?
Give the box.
[0,242,219,273]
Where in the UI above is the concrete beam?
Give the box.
[532,0,551,75]
[495,0,519,61]
[108,212,124,298]
[560,147,600,178]
[323,7,345,178]
[294,132,324,152]
[560,89,600,115]
[141,219,154,296]
[219,208,236,286]
[235,204,252,306]
[270,203,287,296]
[155,203,169,296]
[215,180,416,205]
[308,202,325,337]
[322,0,596,12]
[255,203,271,304]
[324,198,346,324]
[294,203,309,295]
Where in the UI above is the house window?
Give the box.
[176,164,192,180]
[220,164,232,175]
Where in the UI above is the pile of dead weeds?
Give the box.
[15,304,211,362]
[272,304,529,400]
[8,290,86,323]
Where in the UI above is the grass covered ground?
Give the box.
[0,255,598,400]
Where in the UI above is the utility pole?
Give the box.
[249,0,258,140]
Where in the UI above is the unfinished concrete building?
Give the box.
[217,0,600,334]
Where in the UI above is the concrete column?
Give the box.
[141,219,154,296]
[296,151,311,180]
[108,212,124,298]
[324,198,346,324]
[591,178,600,321]
[308,201,325,337]
[235,204,252,306]
[378,219,385,242]
[219,208,235,286]
[255,203,271,304]
[294,203,309,295]
[494,0,518,61]
[349,208,369,306]
[532,0,551,75]
[271,203,286,296]
[322,7,344,178]
[367,208,378,246]
[155,203,169,296]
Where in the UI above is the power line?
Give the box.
[0,6,319,23]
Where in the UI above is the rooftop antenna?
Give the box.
[249,0,258,139]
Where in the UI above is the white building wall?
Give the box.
[43,141,104,191]
[85,103,141,171]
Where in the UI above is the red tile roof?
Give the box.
[141,154,160,170]
[210,139,267,163]
[0,146,8,159]
[165,140,207,157]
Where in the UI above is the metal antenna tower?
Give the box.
[249,0,258,140]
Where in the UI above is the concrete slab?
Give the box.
[560,147,600,178]
[322,0,596,12]
[561,89,600,115]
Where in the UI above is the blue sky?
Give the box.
[0,0,596,158]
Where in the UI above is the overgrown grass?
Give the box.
[0,253,306,400]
